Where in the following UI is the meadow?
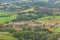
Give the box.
[0,12,17,23]
[35,16,60,23]
[0,12,16,16]
[55,27,60,32]
[0,32,18,40]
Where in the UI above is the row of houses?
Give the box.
[3,21,60,31]
[8,21,60,27]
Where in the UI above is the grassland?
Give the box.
[0,12,16,16]
[20,8,34,13]
[0,12,17,23]
[35,16,60,32]
[0,15,17,23]
[54,27,60,32]
[35,16,60,23]
[0,32,18,40]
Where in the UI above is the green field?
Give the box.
[35,16,60,23]
[54,27,60,32]
[0,12,16,16]
[0,15,17,23]
[0,32,18,40]
[35,16,60,32]
[0,12,17,23]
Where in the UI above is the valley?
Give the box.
[0,0,60,40]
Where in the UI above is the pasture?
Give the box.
[0,12,17,23]
[35,16,60,23]
[0,32,18,40]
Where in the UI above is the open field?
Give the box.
[35,16,60,23]
[0,12,17,23]
[0,12,16,16]
[0,15,17,23]
[54,27,60,32]
[0,32,18,40]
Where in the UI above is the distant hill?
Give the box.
[0,0,60,12]
[0,0,60,23]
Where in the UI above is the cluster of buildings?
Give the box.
[8,21,60,27]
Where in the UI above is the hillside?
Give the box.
[0,0,60,40]
[0,12,17,23]
[0,32,17,40]
[35,16,60,23]
[0,0,60,12]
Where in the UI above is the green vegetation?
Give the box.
[0,15,17,23]
[0,12,17,23]
[35,16,60,23]
[55,27,60,32]
[0,32,17,40]
[0,12,16,16]
[0,1,60,40]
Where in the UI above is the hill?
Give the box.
[0,12,17,23]
[35,16,60,23]
[0,32,18,40]
[0,0,60,12]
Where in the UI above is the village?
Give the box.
[7,21,60,27]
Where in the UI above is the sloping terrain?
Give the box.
[0,12,17,23]
[0,32,17,40]
[35,16,60,23]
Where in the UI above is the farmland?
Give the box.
[0,0,60,40]
[55,27,60,32]
[0,32,18,40]
[35,16,60,23]
[0,12,17,23]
